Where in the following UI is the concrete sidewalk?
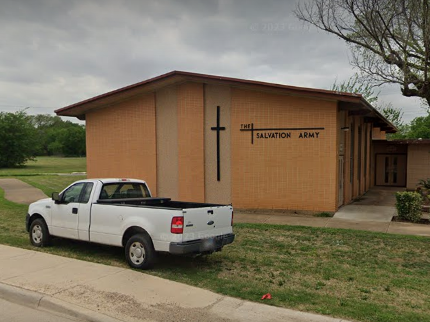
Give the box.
[0,245,349,322]
[234,212,430,237]
[0,178,47,204]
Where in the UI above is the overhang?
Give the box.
[55,70,397,132]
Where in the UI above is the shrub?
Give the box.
[314,212,333,217]
[395,191,422,223]
[417,178,430,190]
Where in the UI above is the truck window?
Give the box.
[81,183,94,203]
[99,183,150,199]
[62,183,85,203]
[62,182,94,203]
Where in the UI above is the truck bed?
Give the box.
[96,197,226,209]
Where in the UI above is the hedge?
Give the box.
[395,191,422,223]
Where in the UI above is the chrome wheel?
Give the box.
[129,241,145,265]
[32,224,43,244]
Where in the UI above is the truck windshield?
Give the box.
[99,183,151,199]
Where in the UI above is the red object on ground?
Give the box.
[261,293,272,300]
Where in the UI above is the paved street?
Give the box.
[0,297,77,322]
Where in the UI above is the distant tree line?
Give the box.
[0,111,85,168]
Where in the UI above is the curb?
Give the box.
[0,283,122,322]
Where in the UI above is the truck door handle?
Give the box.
[207,220,214,225]
[72,208,78,214]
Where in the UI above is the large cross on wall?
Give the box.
[210,106,225,182]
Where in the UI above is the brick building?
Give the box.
[56,71,397,212]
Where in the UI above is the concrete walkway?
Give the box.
[234,187,430,237]
[0,245,350,322]
[0,178,47,204]
[333,187,399,222]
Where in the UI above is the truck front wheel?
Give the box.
[29,218,50,247]
[125,234,155,269]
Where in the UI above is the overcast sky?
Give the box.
[0,0,426,123]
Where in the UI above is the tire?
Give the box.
[125,234,155,269]
[29,218,50,247]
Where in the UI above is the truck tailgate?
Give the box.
[182,205,233,242]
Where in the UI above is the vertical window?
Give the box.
[350,123,354,183]
[357,125,362,179]
[393,157,398,184]
[364,127,368,176]
[384,157,389,184]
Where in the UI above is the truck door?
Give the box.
[51,182,93,240]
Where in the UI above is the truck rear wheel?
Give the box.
[125,234,155,269]
[29,218,50,247]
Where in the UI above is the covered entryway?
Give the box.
[375,154,406,187]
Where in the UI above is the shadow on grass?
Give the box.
[45,236,221,273]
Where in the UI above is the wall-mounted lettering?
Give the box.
[240,123,324,144]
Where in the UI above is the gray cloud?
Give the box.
[0,0,425,122]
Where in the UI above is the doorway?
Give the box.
[375,154,406,186]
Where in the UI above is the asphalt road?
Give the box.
[0,297,78,322]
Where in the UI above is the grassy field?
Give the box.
[2,158,430,321]
[0,156,86,176]
[19,175,86,196]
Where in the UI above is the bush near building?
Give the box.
[395,191,422,223]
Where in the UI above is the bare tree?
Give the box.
[295,0,430,106]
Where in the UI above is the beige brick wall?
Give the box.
[177,83,205,202]
[231,89,338,211]
[86,93,157,192]
[407,144,430,189]
[372,128,386,140]
[156,86,178,198]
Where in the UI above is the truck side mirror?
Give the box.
[52,192,60,202]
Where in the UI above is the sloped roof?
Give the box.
[55,70,396,132]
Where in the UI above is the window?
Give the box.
[62,183,85,203]
[393,157,398,184]
[385,157,389,184]
[99,182,151,199]
[357,125,362,179]
[81,183,94,203]
[364,127,368,176]
[350,122,354,183]
[61,182,94,203]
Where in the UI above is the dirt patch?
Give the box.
[57,285,234,322]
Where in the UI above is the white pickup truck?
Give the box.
[25,178,234,269]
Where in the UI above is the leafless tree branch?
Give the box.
[295,0,430,106]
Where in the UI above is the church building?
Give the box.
[55,71,397,212]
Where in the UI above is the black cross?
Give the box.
[211,106,225,181]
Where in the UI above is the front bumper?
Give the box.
[169,233,235,255]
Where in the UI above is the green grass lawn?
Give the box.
[0,156,86,176]
[19,175,87,196]
[1,175,430,322]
